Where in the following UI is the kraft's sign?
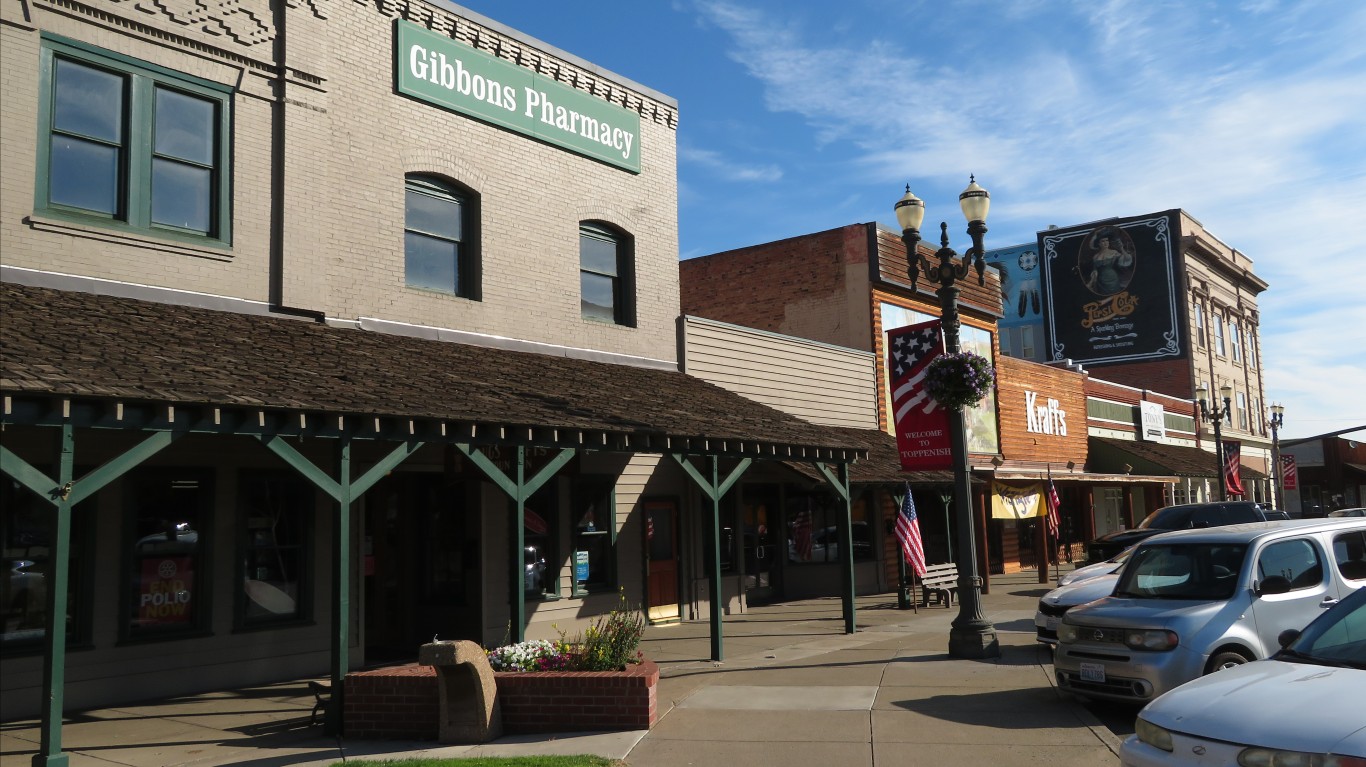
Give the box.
[395,20,641,173]
[1024,390,1068,437]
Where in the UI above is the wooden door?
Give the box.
[645,499,679,623]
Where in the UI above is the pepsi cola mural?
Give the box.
[1040,211,1183,366]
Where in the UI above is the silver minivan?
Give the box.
[1053,519,1366,703]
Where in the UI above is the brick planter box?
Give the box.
[344,660,659,740]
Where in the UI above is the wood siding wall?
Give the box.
[996,356,1088,463]
[681,316,879,429]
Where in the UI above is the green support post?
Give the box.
[813,461,855,634]
[33,424,74,767]
[707,456,724,662]
[328,436,352,736]
[512,447,526,644]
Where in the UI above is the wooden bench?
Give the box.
[920,563,959,608]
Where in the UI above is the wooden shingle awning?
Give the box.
[0,283,866,461]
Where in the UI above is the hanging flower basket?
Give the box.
[923,352,995,409]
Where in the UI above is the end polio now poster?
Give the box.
[888,320,952,471]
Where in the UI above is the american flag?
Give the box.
[889,323,944,425]
[1223,440,1245,496]
[1045,478,1061,540]
[894,482,927,577]
[792,502,813,562]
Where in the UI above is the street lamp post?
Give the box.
[1269,403,1285,509]
[894,177,1000,659]
[1195,383,1234,502]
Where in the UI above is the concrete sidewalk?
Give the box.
[1,572,1123,767]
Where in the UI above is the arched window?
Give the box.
[405,175,479,298]
[579,222,635,326]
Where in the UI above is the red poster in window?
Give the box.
[888,321,952,471]
[1280,455,1298,491]
[138,556,194,625]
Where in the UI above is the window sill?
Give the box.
[117,628,215,647]
[232,618,315,635]
[27,213,233,262]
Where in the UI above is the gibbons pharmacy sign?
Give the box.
[396,20,641,173]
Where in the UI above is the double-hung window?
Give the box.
[579,222,635,326]
[37,36,232,244]
[404,175,479,298]
[1213,313,1226,356]
[1193,302,1206,348]
[1231,322,1242,362]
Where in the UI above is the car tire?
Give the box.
[1206,650,1250,673]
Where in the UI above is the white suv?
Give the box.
[1053,519,1366,704]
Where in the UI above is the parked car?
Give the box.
[1328,507,1366,518]
[1083,500,1272,564]
[1054,518,1366,704]
[1119,584,1366,765]
[1036,572,1120,645]
[1059,545,1135,587]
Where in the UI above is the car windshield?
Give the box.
[1281,587,1366,669]
[1113,543,1247,600]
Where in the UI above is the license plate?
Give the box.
[1046,615,1060,631]
[1080,662,1106,683]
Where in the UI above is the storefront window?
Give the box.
[786,488,872,565]
[523,484,557,599]
[238,472,311,626]
[127,470,211,638]
[571,479,615,594]
[2,479,89,650]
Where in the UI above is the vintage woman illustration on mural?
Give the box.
[1078,225,1137,296]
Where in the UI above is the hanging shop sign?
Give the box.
[992,481,1044,520]
[1139,401,1166,441]
[395,19,642,173]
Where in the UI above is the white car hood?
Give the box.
[1059,559,1122,586]
[1142,660,1366,757]
[1042,573,1118,609]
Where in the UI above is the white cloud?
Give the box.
[687,0,1366,437]
[680,145,783,182]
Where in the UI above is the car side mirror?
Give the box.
[1277,629,1301,649]
[1257,576,1292,596]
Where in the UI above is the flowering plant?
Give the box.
[486,639,572,672]
[923,351,995,409]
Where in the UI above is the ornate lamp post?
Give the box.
[1269,403,1285,508]
[894,177,999,659]
[1195,383,1234,501]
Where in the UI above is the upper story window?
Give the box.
[37,36,232,245]
[1236,391,1248,429]
[1248,333,1258,369]
[1230,322,1242,362]
[404,175,480,299]
[1213,312,1226,356]
[579,222,635,326]
[1193,302,1206,348]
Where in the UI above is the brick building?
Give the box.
[0,0,876,751]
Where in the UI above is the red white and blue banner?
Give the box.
[895,483,927,577]
[1223,440,1245,496]
[888,320,951,471]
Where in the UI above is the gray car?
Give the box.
[1053,519,1366,704]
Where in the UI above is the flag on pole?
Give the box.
[894,482,927,577]
[1223,440,1245,496]
[1045,476,1061,540]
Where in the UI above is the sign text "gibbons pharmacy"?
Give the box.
[395,20,641,173]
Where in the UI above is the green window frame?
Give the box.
[405,175,480,298]
[579,222,636,326]
[36,34,232,245]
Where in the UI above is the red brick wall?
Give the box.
[344,665,440,740]
[342,661,660,739]
[1083,358,1193,400]
[679,224,868,339]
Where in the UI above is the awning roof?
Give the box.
[1091,436,1268,480]
[0,283,866,461]
[783,426,961,486]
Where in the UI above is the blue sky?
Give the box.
[458,0,1366,441]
